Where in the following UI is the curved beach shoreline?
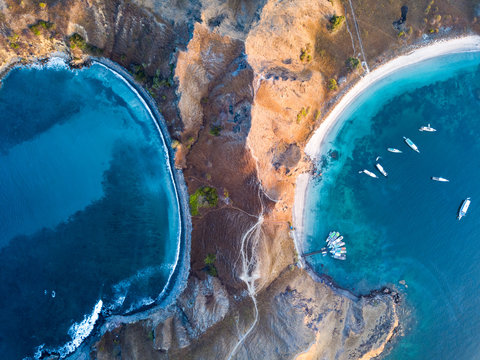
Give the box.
[293,35,480,254]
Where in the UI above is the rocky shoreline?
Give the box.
[1,0,479,358]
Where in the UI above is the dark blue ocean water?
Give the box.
[0,61,180,359]
[304,52,480,359]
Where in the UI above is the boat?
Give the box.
[332,254,346,260]
[321,247,328,256]
[458,197,471,220]
[387,148,402,153]
[332,241,345,247]
[326,232,340,244]
[330,248,346,254]
[431,177,449,182]
[419,124,436,132]
[359,169,378,178]
[375,163,388,177]
[330,236,344,246]
[403,137,420,153]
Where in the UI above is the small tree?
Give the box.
[328,78,338,91]
[329,14,345,31]
[346,57,360,71]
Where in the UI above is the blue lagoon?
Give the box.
[0,60,182,359]
[302,48,480,359]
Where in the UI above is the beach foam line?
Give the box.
[295,35,480,248]
[35,300,103,359]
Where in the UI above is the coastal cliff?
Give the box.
[0,0,477,359]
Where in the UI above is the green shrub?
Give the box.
[329,14,345,31]
[209,125,222,136]
[328,78,338,91]
[39,2,46,8]
[68,33,102,55]
[296,107,309,123]
[189,186,218,216]
[299,44,312,63]
[29,21,55,36]
[346,57,360,71]
[205,253,216,265]
[204,253,218,276]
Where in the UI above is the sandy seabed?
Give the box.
[293,35,480,254]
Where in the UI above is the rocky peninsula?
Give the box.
[1,0,478,359]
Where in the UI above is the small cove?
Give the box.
[0,59,183,359]
[303,51,480,359]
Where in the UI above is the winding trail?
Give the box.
[227,141,268,360]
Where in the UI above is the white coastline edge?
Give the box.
[293,35,480,257]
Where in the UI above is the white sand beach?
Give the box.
[293,35,480,253]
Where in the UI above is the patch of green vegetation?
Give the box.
[209,125,222,136]
[189,186,218,216]
[39,2,46,8]
[204,253,218,277]
[328,14,345,32]
[314,109,321,121]
[398,31,405,38]
[131,64,147,83]
[68,33,102,55]
[29,20,55,36]
[151,65,175,90]
[147,330,154,341]
[327,78,338,91]
[296,106,310,123]
[8,33,19,49]
[346,56,360,71]
[425,0,434,15]
[186,136,195,149]
[299,44,312,63]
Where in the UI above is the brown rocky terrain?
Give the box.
[1,0,479,359]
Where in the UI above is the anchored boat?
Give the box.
[376,163,388,177]
[458,197,471,220]
[432,177,449,182]
[419,124,436,132]
[359,169,378,178]
[403,137,420,153]
[387,148,402,153]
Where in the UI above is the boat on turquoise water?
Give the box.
[432,177,449,182]
[419,123,437,132]
[403,136,420,153]
[326,231,339,244]
[387,148,402,153]
[330,236,344,246]
[330,248,347,255]
[359,169,378,178]
[332,253,346,260]
[375,163,388,177]
[332,241,345,247]
[458,197,471,220]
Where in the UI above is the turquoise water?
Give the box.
[0,61,180,359]
[303,52,480,359]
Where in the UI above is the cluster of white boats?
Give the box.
[359,123,471,220]
[320,231,347,260]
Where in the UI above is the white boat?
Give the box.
[332,254,346,260]
[403,137,420,153]
[330,236,344,246]
[375,163,388,177]
[332,241,345,247]
[458,197,471,220]
[419,124,436,132]
[387,148,402,153]
[431,177,449,182]
[359,169,378,178]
